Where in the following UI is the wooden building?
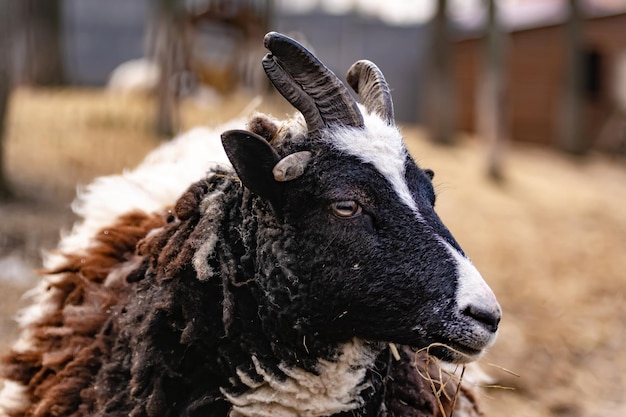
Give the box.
[454,10,626,151]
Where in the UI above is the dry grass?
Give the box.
[1,87,625,417]
[4,88,288,202]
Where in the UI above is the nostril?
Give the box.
[463,304,501,332]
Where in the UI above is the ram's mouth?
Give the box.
[425,339,486,364]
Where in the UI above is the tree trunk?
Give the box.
[425,0,455,145]
[21,0,65,86]
[560,0,588,154]
[0,0,14,200]
[477,0,508,180]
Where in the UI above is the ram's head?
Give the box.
[222,32,501,363]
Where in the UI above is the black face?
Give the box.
[222,129,501,363]
[273,147,467,356]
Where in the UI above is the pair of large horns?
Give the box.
[262,32,395,135]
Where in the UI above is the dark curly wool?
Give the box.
[1,172,480,417]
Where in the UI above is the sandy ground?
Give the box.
[0,88,625,417]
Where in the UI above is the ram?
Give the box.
[0,32,501,417]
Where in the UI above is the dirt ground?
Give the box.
[1,88,625,417]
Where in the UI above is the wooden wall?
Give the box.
[454,13,626,148]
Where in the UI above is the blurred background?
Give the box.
[0,1,625,416]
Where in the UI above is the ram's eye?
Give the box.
[330,201,362,218]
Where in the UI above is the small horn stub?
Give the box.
[263,32,364,134]
[346,60,395,125]
[272,151,313,182]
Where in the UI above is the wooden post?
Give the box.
[20,0,66,86]
[425,0,456,145]
[0,0,14,199]
[151,0,183,138]
[560,0,588,154]
[477,0,508,180]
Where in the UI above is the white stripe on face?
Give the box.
[441,240,501,325]
[327,114,500,332]
[326,113,421,217]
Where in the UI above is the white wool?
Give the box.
[223,339,377,417]
[441,361,495,388]
[56,124,234,265]
[193,190,228,281]
[0,380,30,417]
[326,108,420,216]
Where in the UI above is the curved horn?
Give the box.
[262,54,324,133]
[346,60,395,125]
[263,32,364,132]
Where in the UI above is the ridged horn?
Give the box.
[262,55,323,133]
[263,32,364,134]
[346,60,395,125]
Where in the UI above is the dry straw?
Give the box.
[410,343,519,417]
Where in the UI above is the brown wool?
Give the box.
[0,211,166,417]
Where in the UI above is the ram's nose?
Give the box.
[462,302,501,333]
[456,267,501,335]
[444,241,502,334]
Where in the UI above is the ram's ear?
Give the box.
[221,129,282,204]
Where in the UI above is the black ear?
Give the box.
[221,129,282,204]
